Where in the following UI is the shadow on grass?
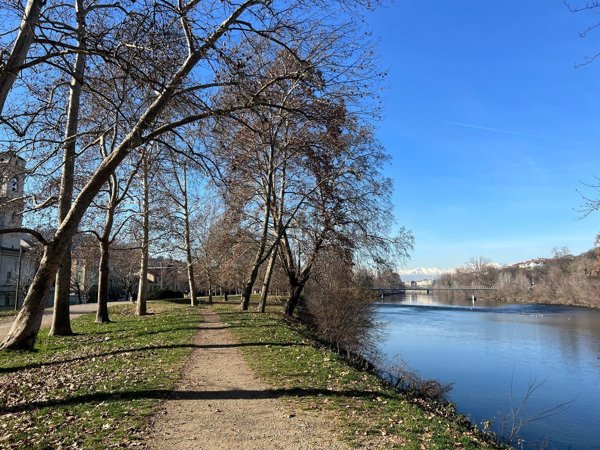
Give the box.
[197,325,241,331]
[0,342,305,374]
[207,324,277,330]
[214,311,267,317]
[0,386,391,414]
[135,326,200,337]
[82,316,202,332]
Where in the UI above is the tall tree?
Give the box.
[163,151,202,306]
[93,166,137,322]
[278,107,413,316]
[49,0,89,336]
[213,48,323,311]
[1,0,386,349]
[135,147,158,316]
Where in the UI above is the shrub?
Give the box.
[301,248,381,360]
[386,358,453,403]
[149,289,184,300]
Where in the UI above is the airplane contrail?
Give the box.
[445,120,541,138]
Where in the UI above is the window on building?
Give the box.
[6,271,12,283]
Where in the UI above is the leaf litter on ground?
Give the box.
[0,301,201,449]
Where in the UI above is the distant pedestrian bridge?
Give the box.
[372,285,497,296]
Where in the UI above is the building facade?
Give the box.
[0,151,27,308]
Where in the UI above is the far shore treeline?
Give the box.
[430,250,600,309]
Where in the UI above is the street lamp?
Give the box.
[14,239,31,311]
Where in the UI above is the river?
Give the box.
[374,293,600,449]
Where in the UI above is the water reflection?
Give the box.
[375,293,600,449]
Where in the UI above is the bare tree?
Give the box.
[211,48,308,311]
[160,150,205,306]
[49,0,90,336]
[278,106,413,316]
[1,0,387,349]
[109,243,139,301]
[91,164,137,322]
[135,147,159,316]
[193,210,232,304]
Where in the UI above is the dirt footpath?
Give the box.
[147,310,349,450]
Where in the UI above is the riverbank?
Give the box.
[0,301,507,448]
[214,303,505,449]
[415,289,600,311]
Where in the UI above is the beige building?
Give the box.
[0,151,28,308]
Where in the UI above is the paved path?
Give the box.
[0,301,126,340]
[147,310,348,450]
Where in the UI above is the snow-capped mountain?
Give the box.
[397,267,455,281]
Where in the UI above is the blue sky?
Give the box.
[366,1,600,269]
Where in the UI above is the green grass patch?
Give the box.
[0,301,201,449]
[214,304,505,449]
[196,293,277,304]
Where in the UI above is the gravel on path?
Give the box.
[147,309,349,450]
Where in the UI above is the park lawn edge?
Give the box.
[214,303,507,450]
[0,300,201,449]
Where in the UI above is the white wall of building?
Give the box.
[0,151,27,308]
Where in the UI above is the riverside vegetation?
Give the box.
[0,301,508,449]
[435,250,600,308]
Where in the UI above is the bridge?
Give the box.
[372,285,497,296]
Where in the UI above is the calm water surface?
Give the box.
[375,293,600,449]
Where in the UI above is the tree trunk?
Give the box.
[240,269,257,310]
[182,167,198,306]
[50,248,74,335]
[136,155,150,316]
[96,239,110,323]
[49,12,87,336]
[207,279,213,304]
[95,174,118,322]
[240,143,276,311]
[283,282,304,317]
[258,246,277,313]
[0,0,45,114]
[224,291,228,302]
[187,262,198,306]
[1,242,66,349]
[136,245,148,315]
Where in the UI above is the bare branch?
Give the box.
[0,227,48,245]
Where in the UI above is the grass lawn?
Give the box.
[0,301,201,449]
[215,304,505,450]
